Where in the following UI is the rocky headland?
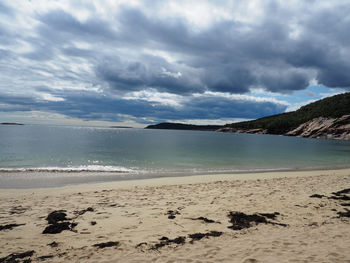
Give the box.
[216,115,350,140]
[146,93,350,140]
[285,115,350,140]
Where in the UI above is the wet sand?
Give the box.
[1,169,350,262]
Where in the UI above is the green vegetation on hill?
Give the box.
[226,92,350,134]
[145,122,223,131]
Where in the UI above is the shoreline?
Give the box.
[1,167,350,194]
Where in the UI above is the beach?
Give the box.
[1,169,350,263]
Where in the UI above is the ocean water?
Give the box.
[1,125,350,188]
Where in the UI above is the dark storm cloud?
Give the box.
[116,7,193,50]
[259,70,310,93]
[1,1,350,124]
[98,7,262,94]
[305,3,350,46]
[157,96,287,121]
[93,6,312,94]
[100,4,350,93]
[21,3,350,94]
[38,9,117,42]
[0,93,37,112]
[96,55,203,94]
[202,67,256,94]
[318,65,350,88]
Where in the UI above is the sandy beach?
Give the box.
[1,169,350,263]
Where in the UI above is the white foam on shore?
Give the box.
[0,165,342,175]
[0,165,134,173]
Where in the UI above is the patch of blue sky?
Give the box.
[249,85,346,113]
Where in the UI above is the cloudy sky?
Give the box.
[0,0,349,127]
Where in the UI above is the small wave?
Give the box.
[0,165,134,173]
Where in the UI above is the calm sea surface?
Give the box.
[1,125,350,188]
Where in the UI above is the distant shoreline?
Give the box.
[145,117,350,140]
[1,122,24,125]
[109,126,133,128]
[1,166,350,191]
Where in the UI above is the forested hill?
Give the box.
[145,123,223,131]
[145,93,350,139]
[225,92,350,134]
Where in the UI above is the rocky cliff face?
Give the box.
[285,115,350,140]
[216,115,350,140]
[216,127,268,134]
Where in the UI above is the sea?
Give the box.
[1,124,350,188]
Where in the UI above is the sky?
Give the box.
[0,0,349,127]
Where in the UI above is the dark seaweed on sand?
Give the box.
[309,194,325,198]
[228,212,268,230]
[93,241,119,249]
[46,211,68,225]
[188,231,223,243]
[167,210,180,219]
[332,188,350,196]
[42,210,77,234]
[47,241,58,247]
[190,216,218,223]
[337,210,350,218]
[310,188,350,200]
[37,255,54,261]
[308,188,350,219]
[0,223,25,231]
[150,236,186,250]
[149,231,223,250]
[74,207,94,216]
[0,250,34,263]
[227,212,286,230]
[329,195,350,201]
[42,222,77,234]
[259,212,280,219]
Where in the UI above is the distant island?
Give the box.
[1,122,24,125]
[110,126,133,129]
[146,92,350,140]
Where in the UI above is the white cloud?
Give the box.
[38,93,65,102]
[195,91,290,106]
[123,89,183,107]
[161,67,182,78]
